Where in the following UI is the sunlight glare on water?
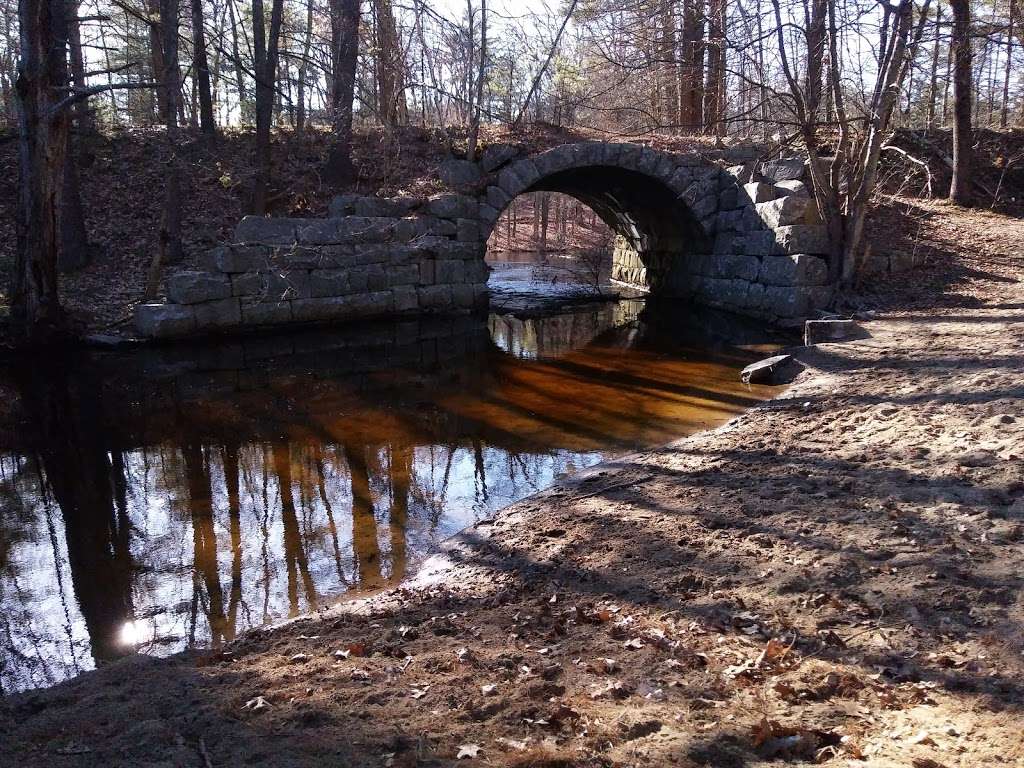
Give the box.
[0,297,781,693]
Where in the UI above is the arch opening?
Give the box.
[485,164,711,294]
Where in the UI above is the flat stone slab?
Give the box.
[740,354,795,384]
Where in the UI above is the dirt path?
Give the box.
[2,202,1023,768]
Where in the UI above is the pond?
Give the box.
[0,284,781,692]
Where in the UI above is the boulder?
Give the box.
[761,158,806,182]
[234,216,299,246]
[756,196,808,228]
[425,194,478,219]
[480,143,521,172]
[418,284,453,309]
[327,194,360,217]
[438,158,483,189]
[741,354,795,384]
[773,180,809,197]
[759,254,829,286]
[762,285,832,318]
[206,245,270,273]
[193,297,242,329]
[774,225,829,255]
[166,271,232,304]
[135,302,196,338]
[742,182,776,204]
[392,285,420,312]
[353,196,422,218]
[241,300,293,325]
[724,162,756,185]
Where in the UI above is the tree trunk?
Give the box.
[374,0,407,125]
[227,0,246,121]
[148,0,168,122]
[679,0,704,131]
[58,140,90,271]
[58,0,90,272]
[1001,0,1015,127]
[296,0,314,134]
[659,0,679,128]
[949,0,973,205]
[65,0,91,131]
[805,0,827,120]
[324,0,360,184]
[160,0,184,265]
[251,0,285,212]
[13,0,69,343]
[927,1,942,128]
[703,0,726,136]
[466,0,486,160]
[191,0,216,137]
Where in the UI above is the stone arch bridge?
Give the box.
[136,141,834,338]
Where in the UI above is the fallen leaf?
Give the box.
[456,743,482,759]
[243,696,272,711]
[497,736,528,751]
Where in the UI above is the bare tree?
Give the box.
[191,0,216,137]
[324,0,359,184]
[772,0,931,285]
[949,0,973,205]
[251,0,285,212]
[466,0,486,160]
[13,0,70,341]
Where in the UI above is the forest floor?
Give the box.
[1,201,1022,767]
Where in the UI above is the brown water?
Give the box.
[0,296,780,692]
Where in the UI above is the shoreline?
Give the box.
[2,203,1023,767]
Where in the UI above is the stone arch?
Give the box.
[135,139,837,340]
[477,142,723,290]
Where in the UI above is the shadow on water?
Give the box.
[0,298,785,692]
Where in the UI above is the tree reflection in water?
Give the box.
[0,301,780,692]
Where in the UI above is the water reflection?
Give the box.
[0,300,779,692]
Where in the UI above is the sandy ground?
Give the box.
[1,200,1022,768]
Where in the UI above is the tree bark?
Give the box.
[374,0,407,125]
[659,0,679,128]
[190,0,216,137]
[295,0,314,134]
[57,0,90,272]
[703,0,726,136]
[148,0,168,121]
[949,0,973,205]
[1001,0,1015,127]
[157,0,183,275]
[13,0,69,342]
[324,0,360,184]
[466,0,486,160]
[679,0,704,131]
[58,139,90,271]
[250,0,284,212]
[927,1,942,128]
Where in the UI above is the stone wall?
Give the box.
[137,141,837,339]
[136,195,490,339]
[608,159,833,323]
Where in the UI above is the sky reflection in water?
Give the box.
[0,297,778,692]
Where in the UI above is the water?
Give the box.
[0,294,780,693]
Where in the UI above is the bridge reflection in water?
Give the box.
[0,299,779,692]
